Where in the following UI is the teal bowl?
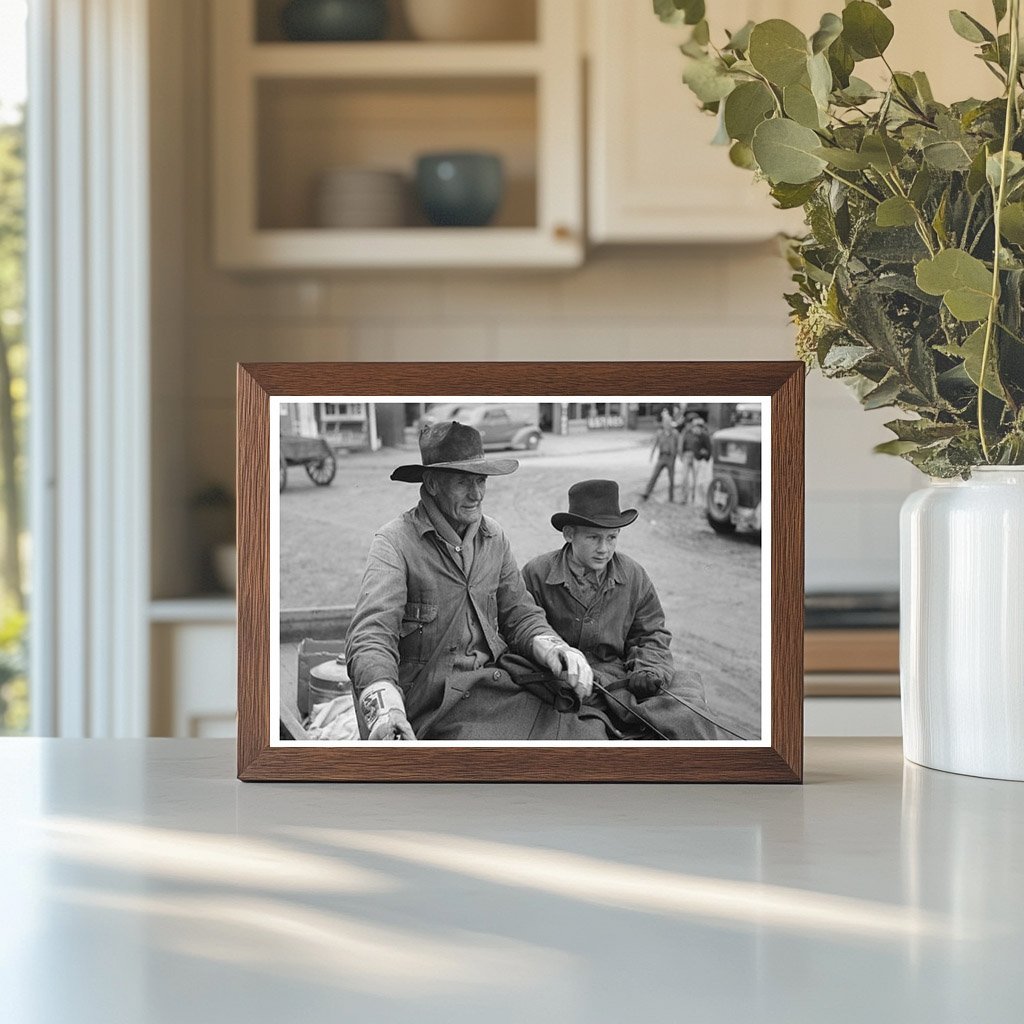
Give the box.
[281,0,388,42]
[415,153,505,227]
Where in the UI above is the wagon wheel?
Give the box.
[305,453,337,486]
[280,453,287,492]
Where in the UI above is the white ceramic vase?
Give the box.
[900,467,1024,780]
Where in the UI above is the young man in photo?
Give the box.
[521,479,735,740]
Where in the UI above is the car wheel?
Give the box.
[706,474,738,534]
[524,431,541,450]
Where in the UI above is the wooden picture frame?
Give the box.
[237,362,804,782]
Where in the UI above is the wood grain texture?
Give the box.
[236,361,805,783]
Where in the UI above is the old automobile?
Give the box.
[706,422,761,536]
[420,402,543,451]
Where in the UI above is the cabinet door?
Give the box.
[588,0,996,244]
[587,0,813,242]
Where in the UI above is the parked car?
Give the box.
[421,403,543,451]
[706,424,761,536]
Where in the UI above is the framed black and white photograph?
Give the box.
[237,362,804,782]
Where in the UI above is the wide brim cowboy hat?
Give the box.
[390,420,519,482]
[551,479,638,531]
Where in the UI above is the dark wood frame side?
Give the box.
[237,361,804,782]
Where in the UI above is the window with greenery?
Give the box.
[0,0,27,734]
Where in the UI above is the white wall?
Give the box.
[151,0,921,599]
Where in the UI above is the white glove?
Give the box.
[531,635,594,700]
[359,680,416,740]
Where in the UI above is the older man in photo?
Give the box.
[345,421,608,741]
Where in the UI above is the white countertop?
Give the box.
[1,738,1021,1023]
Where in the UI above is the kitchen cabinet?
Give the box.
[150,600,237,737]
[586,0,999,244]
[211,0,583,268]
[587,0,810,243]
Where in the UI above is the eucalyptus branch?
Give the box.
[749,68,784,117]
[978,0,1021,461]
[969,213,994,254]
[962,191,980,249]
[822,167,881,205]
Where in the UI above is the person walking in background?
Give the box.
[641,410,679,502]
[679,414,711,504]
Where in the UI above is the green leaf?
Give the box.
[874,439,921,455]
[683,2,706,27]
[993,0,1008,24]
[653,0,705,26]
[748,20,809,87]
[752,118,828,184]
[948,10,994,44]
[912,71,935,104]
[691,19,710,45]
[876,197,918,228]
[711,109,731,145]
[827,35,856,89]
[932,190,950,247]
[967,144,991,194]
[813,146,872,170]
[986,150,1024,191]
[723,81,776,144]
[862,374,903,409]
[860,133,904,173]
[999,203,1024,245]
[810,12,843,54]
[808,51,833,109]
[842,1,895,59]
[653,0,682,24]
[683,57,736,104]
[909,164,933,205]
[940,325,1006,398]
[729,140,757,169]
[784,80,824,129]
[724,20,755,53]
[884,418,963,443]
[915,249,994,321]
[922,140,973,171]
[846,76,879,101]
[770,180,820,209]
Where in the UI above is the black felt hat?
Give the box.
[390,421,519,482]
[551,479,638,531]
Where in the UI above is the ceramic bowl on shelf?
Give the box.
[280,0,388,42]
[402,0,533,42]
[315,167,408,228]
[414,152,504,227]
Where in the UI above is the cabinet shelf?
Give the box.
[212,0,582,269]
[249,42,544,78]
[217,227,579,270]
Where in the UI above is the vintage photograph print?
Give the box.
[238,363,804,782]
